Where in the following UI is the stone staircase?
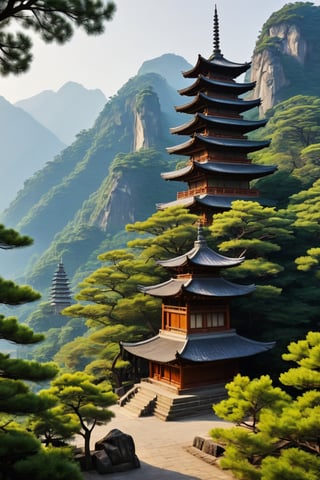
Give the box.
[119,384,157,417]
[119,381,226,421]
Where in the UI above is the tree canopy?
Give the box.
[37,371,117,469]
[210,332,320,480]
[59,206,199,384]
[0,0,116,75]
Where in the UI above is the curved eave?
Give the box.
[170,113,267,136]
[175,92,261,114]
[197,195,275,209]
[180,332,275,362]
[183,54,251,79]
[166,135,270,156]
[121,330,275,363]
[157,197,196,210]
[121,334,187,363]
[178,75,256,96]
[158,195,276,211]
[157,244,244,269]
[139,277,255,298]
[161,161,276,181]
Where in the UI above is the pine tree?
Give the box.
[210,332,320,480]
[37,372,117,470]
[59,206,199,383]
[0,1,116,75]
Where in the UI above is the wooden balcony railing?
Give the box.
[177,186,259,199]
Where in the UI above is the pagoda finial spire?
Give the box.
[213,4,222,58]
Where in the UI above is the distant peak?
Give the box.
[58,81,84,92]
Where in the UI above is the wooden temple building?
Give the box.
[50,259,72,314]
[158,6,276,223]
[120,7,276,419]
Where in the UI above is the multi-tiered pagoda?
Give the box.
[159,6,276,224]
[120,7,275,417]
[122,226,274,393]
[50,259,72,314]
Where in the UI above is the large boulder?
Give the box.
[93,429,140,473]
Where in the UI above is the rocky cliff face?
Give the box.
[95,91,165,233]
[133,91,162,151]
[250,23,309,115]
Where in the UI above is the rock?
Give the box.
[94,429,140,473]
[92,450,113,474]
[192,435,225,457]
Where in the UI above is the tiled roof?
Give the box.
[161,161,276,181]
[183,54,251,79]
[139,277,255,298]
[158,231,244,269]
[121,330,275,363]
[170,113,267,135]
[167,134,270,155]
[178,75,256,96]
[175,92,261,115]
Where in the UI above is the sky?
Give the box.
[0,0,319,104]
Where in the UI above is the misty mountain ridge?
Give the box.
[0,96,65,210]
[0,66,183,287]
[15,81,107,145]
[138,53,192,90]
[5,0,319,299]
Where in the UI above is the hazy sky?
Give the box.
[0,1,318,103]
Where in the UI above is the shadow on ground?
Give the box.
[83,460,207,480]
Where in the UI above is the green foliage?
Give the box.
[0,315,43,343]
[0,224,65,478]
[280,331,320,389]
[59,207,198,383]
[0,0,116,75]
[0,278,40,305]
[40,371,117,468]
[14,446,83,480]
[255,3,320,59]
[211,332,320,480]
[0,427,41,478]
[253,96,320,205]
[214,374,290,432]
[0,224,33,248]
[261,448,320,480]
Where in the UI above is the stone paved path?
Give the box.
[82,404,235,480]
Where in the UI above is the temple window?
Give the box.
[190,313,203,328]
[207,312,225,327]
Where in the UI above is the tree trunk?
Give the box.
[84,431,92,470]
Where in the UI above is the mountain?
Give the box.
[0,96,65,210]
[15,82,107,144]
[138,54,192,90]
[1,66,184,287]
[250,2,320,115]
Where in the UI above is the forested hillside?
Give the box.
[251,2,320,114]
[7,3,320,380]
[1,70,183,284]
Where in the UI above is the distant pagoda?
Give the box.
[50,259,72,314]
[122,225,274,392]
[159,5,276,224]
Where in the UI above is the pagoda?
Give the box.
[121,226,274,395]
[119,7,276,419]
[50,259,72,314]
[158,6,277,224]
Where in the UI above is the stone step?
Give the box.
[120,382,227,421]
[122,388,157,417]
